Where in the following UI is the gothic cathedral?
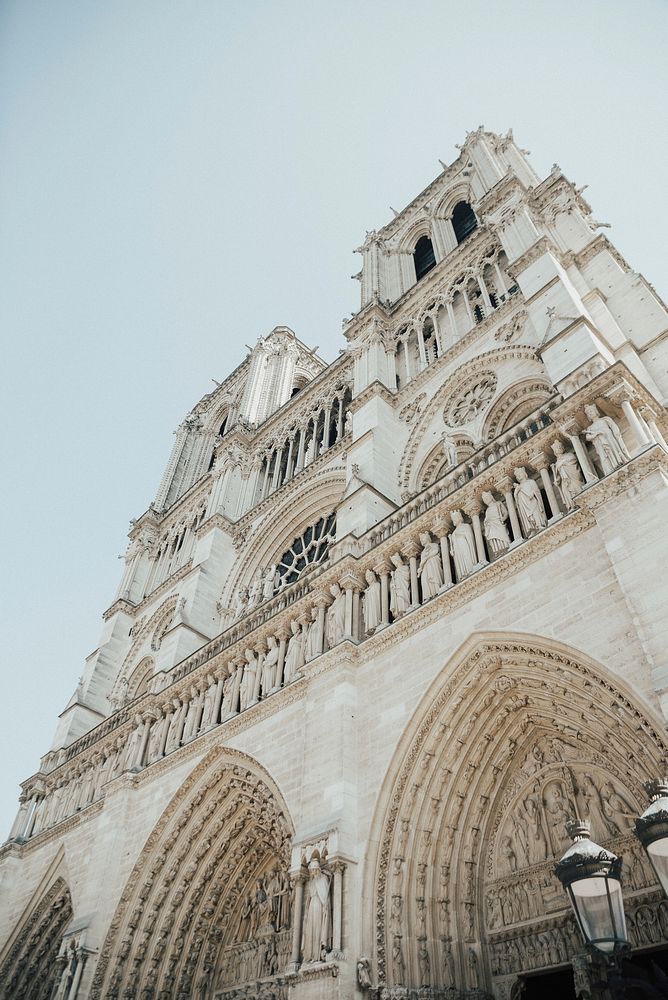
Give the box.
[3,128,668,1000]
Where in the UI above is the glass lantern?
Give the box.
[555,820,628,954]
[635,779,668,898]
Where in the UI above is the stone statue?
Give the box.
[417,940,431,987]
[441,432,458,469]
[301,859,331,963]
[481,491,511,555]
[390,553,411,618]
[363,569,381,634]
[326,583,345,647]
[357,957,372,990]
[344,410,353,435]
[261,565,278,602]
[284,621,305,682]
[247,571,262,611]
[513,467,547,536]
[418,531,443,601]
[584,403,630,475]
[579,773,616,838]
[237,892,254,941]
[261,636,280,694]
[233,587,249,621]
[449,510,477,579]
[551,440,584,509]
[239,649,257,711]
[391,936,405,984]
[221,668,238,717]
[600,780,635,832]
[304,607,321,662]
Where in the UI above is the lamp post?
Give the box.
[555,819,629,999]
[634,779,668,898]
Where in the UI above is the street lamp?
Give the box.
[555,819,628,955]
[634,779,668,899]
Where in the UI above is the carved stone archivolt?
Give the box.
[0,876,73,1000]
[367,634,668,995]
[90,746,294,999]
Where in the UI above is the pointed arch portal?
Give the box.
[0,877,73,1000]
[91,747,294,1000]
[368,634,668,998]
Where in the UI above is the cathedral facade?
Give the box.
[2,128,668,1000]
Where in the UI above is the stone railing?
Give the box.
[7,364,665,847]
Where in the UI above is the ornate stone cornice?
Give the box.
[507,235,563,278]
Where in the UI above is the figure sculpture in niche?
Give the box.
[344,410,353,435]
[417,940,431,987]
[301,859,331,964]
[262,636,280,694]
[262,564,278,603]
[450,510,477,580]
[233,587,249,622]
[326,583,345,647]
[221,667,238,717]
[418,531,443,601]
[513,467,547,535]
[391,936,405,984]
[481,491,511,555]
[305,608,320,662]
[284,620,305,682]
[363,569,382,634]
[583,403,631,475]
[390,553,411,618]
[441,432,459,469]
[239,650,257,711]
[247,570,263,611]
[550,440,584,509]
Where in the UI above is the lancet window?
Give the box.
[275,512,336,588]
[144,502,208,596]
[451,200,478,243]
[394,248,517,387]
[413,234,437,281]
[255,387,352,502]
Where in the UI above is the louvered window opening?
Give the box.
[413,236,437,281]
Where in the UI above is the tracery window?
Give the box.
[275,512,336,588]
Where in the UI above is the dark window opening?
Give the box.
[413,235,437,281]
[219,416,228,437]
[474,305,484,324]
[452,201,478,244]
[489,291,499,309]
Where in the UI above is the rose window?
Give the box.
[275,513,336,589]
[447,374,497,426]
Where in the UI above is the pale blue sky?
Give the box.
[1,0,666,837]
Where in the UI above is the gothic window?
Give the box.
[219,415,229,437]
[413,235,436,281]
[452,201,477,244]
[275,513,336,588]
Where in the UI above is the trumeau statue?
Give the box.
[326,583,345,647]
[301,858,331,964]
[481,491,511,555]
[363,569,381,634]
[450,510,477,579]
[550,439,584,509]
[583,403,630,475]
[418,531,443,601]
[390,552,411,618]
[513,466,547,535]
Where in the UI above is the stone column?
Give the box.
[289,869,307,971]
[531,451,562,521]
[477,274,493,313]
[404,540,421,609]
[158,704,172,757]
[639,405,668,450]
[284,435,295,481]
[276,627,289,689]
[330,860,346,955]
[336,396,344,441]
[621,398,652,450]
[374,559,392,628]
[231,663,243,714]
[135,715,153,769]
[67,948,88,1000]
[416,328,427,369]
[560,421,598,484]
[340,573,362,641]
[211,669,226,727]
[493,260,509,296]
[271,446,283,491]
[251,644,266,705]
[313,595,329,655]
[352,589,361,642]
[296,428,306,470]
[432,516,454,589]
[497,475,523,546]
[24,794,42,838]
[322,405,332,451]
[466,503,488,565]
[446,300,457,341]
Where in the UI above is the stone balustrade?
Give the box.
[9,363,665,846]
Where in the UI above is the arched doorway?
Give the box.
[91,747,294,999]
[367,634,668,999]
[0,876,73,1000]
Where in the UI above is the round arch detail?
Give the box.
[365,632,668,997]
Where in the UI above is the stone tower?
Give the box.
[2,128,668,1000]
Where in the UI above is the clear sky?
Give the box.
[1,0,666,839]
